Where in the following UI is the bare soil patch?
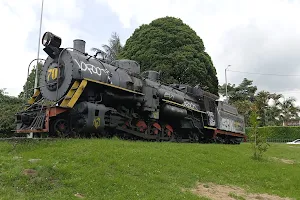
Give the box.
[188,182,294,200]
[22,169,37,176]
[28,158,42,163]
[271,157,295,164]
[74,193,85,198]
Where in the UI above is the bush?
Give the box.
[246,126,300,140]
[0,89,24,137]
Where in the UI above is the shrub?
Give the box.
[248,105,269,160]
[246,126,300,140]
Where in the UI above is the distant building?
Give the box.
[284,120,300,126]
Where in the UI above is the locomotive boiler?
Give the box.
[15,32,246,144]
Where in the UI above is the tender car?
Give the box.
[286,139,300,144]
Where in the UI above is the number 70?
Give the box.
[47,68,58,80]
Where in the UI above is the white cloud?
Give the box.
[97,0,300,65]
[0,0,38,96]
[98,0,300,104]
[43,0,84,21]
[0,0,86,97]
[2,0,300,106]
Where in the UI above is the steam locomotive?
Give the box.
[15,32,246,144]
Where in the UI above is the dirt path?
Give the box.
[187,182,294,200]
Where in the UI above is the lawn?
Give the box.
[0,139,299,200]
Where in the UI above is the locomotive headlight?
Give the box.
[42,32,62,48]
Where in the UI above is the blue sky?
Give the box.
[1,0,300,104]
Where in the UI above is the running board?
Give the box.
[60,80,88,108]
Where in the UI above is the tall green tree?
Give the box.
[218,79,296,127]
[219,78,258,126]
[219,76,300,127]
[260,93,283,126]
[219,78,257,103]
[266,105,282,126]
[120,16,219,95]
[19,63,42,100]
[92,32,123,62]
[232,100,253,126]
[279,97,300,125]
[255,91,272,126]
[0,89,23,136]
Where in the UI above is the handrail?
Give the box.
[25,58,45,100]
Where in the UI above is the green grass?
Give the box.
[228,192,246,200]
[0,139,299,200]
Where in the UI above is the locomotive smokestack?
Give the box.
[73,39,86,53]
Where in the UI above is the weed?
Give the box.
[228,192,246,200]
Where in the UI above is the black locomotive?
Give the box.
[15,32,246,144]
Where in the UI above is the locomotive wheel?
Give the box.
[136,120,147,133]
[149,122,162,141]
[53,119,70,138]
[188,132,199,143]
[162,124,173,138]
[69,114,86,138]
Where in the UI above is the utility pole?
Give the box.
[34,0,44,93]
[29,0,44,139]
[264,106,267,126]
[225,65,231,102]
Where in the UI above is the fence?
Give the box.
[245,138,296,143]
[245,126,300,142]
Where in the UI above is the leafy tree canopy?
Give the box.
[120,16,219,95]
[1,62,42,136]
[0,89,23,136]
[18,63,42,100]
[219,78,300,127]
[219,78,257,103]
[92,32,123,63]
